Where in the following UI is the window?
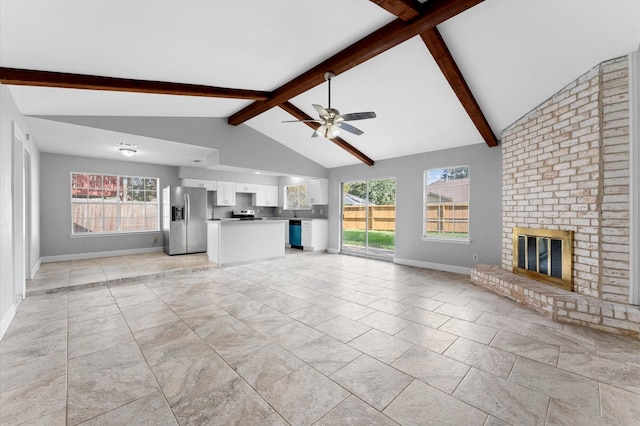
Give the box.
[284,183,309,210]
[424,165,470,240]
[71,172,159,234]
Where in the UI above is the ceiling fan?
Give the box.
[282,71,376,139]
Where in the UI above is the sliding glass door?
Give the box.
[341,177,395,258]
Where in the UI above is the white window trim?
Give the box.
[629,48,639,306]
[423,165,470,242]
[70,173,160,235]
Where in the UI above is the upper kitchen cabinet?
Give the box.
[253,185,279,207]
[181,178,217,191]
[236,183,257,194]
[214,181,236,206]
[307,178,328,205]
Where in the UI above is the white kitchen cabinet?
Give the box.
[252,185,279,207]
[214,181,236,206]
[236,183,257,193]
[307,178,328,205]
[181,178,217,191]
[301,219,328,251]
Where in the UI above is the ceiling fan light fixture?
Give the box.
[329,125,341,138]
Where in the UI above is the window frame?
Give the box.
[70,172,160,236]
[422,165,470,244]
[283,183,310,210]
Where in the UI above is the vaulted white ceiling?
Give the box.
[1,0,639,170]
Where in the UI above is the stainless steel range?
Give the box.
[231,209,263,220]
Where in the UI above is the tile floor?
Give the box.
[2,252,640,425]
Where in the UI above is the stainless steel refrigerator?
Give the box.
[162,186,207,255]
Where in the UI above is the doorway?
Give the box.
[341,177,395,258]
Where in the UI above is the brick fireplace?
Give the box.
[472,55,640,338]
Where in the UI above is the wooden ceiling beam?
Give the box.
[419,28,498,147]
[228,0,484,126]
[279,102,375,166]
[368,0,421,21]
[0,67,271,100]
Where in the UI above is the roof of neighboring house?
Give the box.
[426,178,470,202]
[343,193,372,205]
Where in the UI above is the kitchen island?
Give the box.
[207,219,287,266]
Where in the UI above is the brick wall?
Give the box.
[501,56,630,303]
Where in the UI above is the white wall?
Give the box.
[1,84,40,340]
[328,143,502,274]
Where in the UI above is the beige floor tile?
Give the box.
[293,334,361,375]
[67,342,159,425]
[172,375,274,426]
[80,391,178,425]
[509,356,600,413]
[235,343,306,390]
[9,252,640,425]
[546,399,618,426]
[348,329,413,364]
[558,351,640,394]
[391,345,470,394]
[384,379,487,426]
[444,338,516,379]
[453,368,549,426]
[68,325,135,359]
[330,354,413,410]
[366,298,412,315]
[242,307,295,333]
[330,301,377,320]
[268,321,324,351]
[315,315,371,343]
[438,317,498,344]
[195,315,271,367]
[399,307,450,328]
[490,330,560,366]
[0,375,67,425]
[288,305,338,327]
[434,302,484,322]
[0,350,66,393]
[261,365,349,425]
[358,311,412,335]
[475,311,533,336]
[317,394,399,425]
[395,322,458,353]
[599,383,640,425]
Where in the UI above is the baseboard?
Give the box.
[0,302,18,341]
[393,257,471,275]
[41,246,164,263]
[31,259,42,279]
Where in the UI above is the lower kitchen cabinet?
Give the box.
[301,219,328,251]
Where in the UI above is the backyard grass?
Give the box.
[342,229,395,250]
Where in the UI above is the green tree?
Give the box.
[345,178,395,205]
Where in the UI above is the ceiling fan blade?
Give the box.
[338,111,377,121]
[313,104,329,118]
[281,119,321,123]
[338,122,364,136]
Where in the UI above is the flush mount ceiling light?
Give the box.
[117,142,137,157]
[119,148,137,157]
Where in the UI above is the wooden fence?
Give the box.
[343,203,469,233]
[72,203,158,233]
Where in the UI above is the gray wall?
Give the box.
[36,116,328,178]
[40,153,180,258]
[1,84,40,338]
[328,143,502,272]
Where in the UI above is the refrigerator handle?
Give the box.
[185,194,190,226]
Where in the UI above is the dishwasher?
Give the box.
[289,220,302,249]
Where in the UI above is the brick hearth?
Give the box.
[471,264,640,339]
